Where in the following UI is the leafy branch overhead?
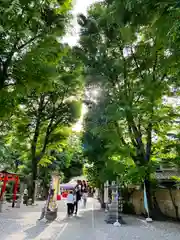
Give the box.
[7,47,82,163]
[80,0,180,214]
[2,42,83,201]
[0,0,72,89]
[1,0,180,213]
[0,0,73,121]
[0,0,86,203]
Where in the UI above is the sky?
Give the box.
[63,0,99,46]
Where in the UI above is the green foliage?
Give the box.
[0,140,19,171]
[0,0,72,120]
[6,47,83,166]
[83,164,99,187]
[0,0,85,200]
[61,135,84,182]
[2,0,180,206]
[80,0,180,190]
[63,158,83,183]
[0,44,83,199]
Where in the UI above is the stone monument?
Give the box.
[105,181,125,225]
[16,182,25,208]
[104,181,109,212]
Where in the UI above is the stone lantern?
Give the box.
[105,180,125,225]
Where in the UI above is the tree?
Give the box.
[83,95,150,208]
[0,0,86,201]
[52,133,84,182]
[0,0,71,90]
[78,0,180,217]
[0,140,20,171]
[0,0,73,124]
[6,47,83,201]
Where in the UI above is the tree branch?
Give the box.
[17,33,43,51]
[160,73,167,82]
[126,112,146,159]
[145,99,154,162]
[145,121,152,162]
[130,46,145,83]
[40,103,56,157]
[31,95,45,159]
[127,124,138,147]
[152,50,158,82]
[38,87,68,159]
[113,121,127,146]
[0,38,20,89]
[113,121,136,159]
[119,45,130,98]
[0,30,46,90]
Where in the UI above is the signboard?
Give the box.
[52,175,59,198]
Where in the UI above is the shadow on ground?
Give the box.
[24,221,49,240]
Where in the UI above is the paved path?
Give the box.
[0,200,67,240]
[0,198,180,239]
[57,199,180,240]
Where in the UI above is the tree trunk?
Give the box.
[99,184,105,208]
[97,184,105,208]
[29,158,37,203]
[30,95,45,203]
[42,185,49,200]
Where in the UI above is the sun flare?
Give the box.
[72,104,88,132]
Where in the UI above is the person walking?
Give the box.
[82,189,88,208]
[66,191,74,216]
[23,188,28,206]
[81,180,88,207]
[82,180,87,192]
[74,180,82,215]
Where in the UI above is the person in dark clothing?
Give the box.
[82,180,87,193]
[23,188,28,206]
[74,180,81,215]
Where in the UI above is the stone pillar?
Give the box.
[0,193,5,212]
[0,201,2,212]
[16,182,24,208]
[105,181,125,224]
[34,180,38,201]
[104,181,109,212]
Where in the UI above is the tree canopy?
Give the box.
[1,0,180,215]
[0,0,85,201]
[78,0,180,216]
[0,0,72,119]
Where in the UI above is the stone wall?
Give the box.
[130,189,180,219]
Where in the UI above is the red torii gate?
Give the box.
[0,170,19,206]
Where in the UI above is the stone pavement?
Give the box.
[0,198,180,240]
[0,200,68,240]
[57,199,180,240]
